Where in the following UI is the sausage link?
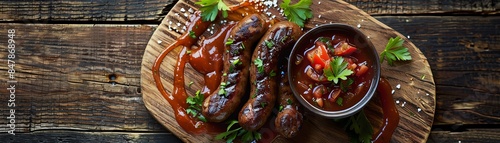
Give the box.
[274,64,303,138]
[238,21,302,131]
[202,14,268,122]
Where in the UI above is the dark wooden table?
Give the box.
[0,0,498,142]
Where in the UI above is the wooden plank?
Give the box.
[0,131,181,143]
[0,24,167,132]
[0,0,173,22]
[0,0,498,22]
[428,129,500,143]
[346,0,499,15]
[375,16,500,125]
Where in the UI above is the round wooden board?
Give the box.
[140,0,436,142]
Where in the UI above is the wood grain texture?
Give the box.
[346,0,499,15]
[428,129,500,143]
[375,16,500,125]
[140,0,436,142]
[0,0,497,22]
[0,24,167,132]
[0,131,181,143]
[0,0,174,22]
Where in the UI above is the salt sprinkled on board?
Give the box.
[318,15,322,18]
[157,40,162,44]
[184,13,189,18]
[318,1,321,4]
[396,84,401,89]
[180,8,186,13]
[417,108,422,112]
[391,90,395,95]
[407,35,411,39]
[402,101,407,107]
[357,24,361,28]
[177,22,181,27]
[188,8,194,14]
[395,100,400,104]
[426,93,429,96]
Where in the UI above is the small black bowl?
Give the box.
[288,24,380,119]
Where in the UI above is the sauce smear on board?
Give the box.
[151,1,264,135]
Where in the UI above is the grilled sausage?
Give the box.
[202,14,268,122]
[274,64,303,138]
[238,21,302,131]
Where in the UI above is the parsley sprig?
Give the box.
[380,37,412,66]
[335,110,373,143]
[186,90,207,122]
[323,57,354,84]
[215,120,262,143]
[196,0,230,22]
[280,0,313,27]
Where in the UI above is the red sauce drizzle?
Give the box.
[372,77,400,143]
[151,1,262,135]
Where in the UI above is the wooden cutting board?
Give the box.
[140,0,436,142]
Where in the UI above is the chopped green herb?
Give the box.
[189,31,196,39]
[219,82,229,96]
[336,97,343,106]
[254,58,264,73]
[279,105,284,112]
[380,37,412,66]
[260,102,267,107]
[186,50,192,54]
[265,40,274,48]
[188,81,194,88]
[287,99,293,105]
[195,0,230,22]
[232,59,241,65]
[223,73,227,76]
[309,84,313,89]
[186,90,206,122]
[323,57,354,84]
[225,38,234,45]
[269,70,276,77]
[241,43,245,49]
[340,78,354,92]
[421,74,426,80]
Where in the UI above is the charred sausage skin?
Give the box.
[238,21,302,131]
[202,14,268,122]
[275,65,303,138]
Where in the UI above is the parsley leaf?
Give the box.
[269,70,276,77]
[186,90,207,122]
[336,110,373,143]
[323,57,354,84]
[215,120,262,143]
[380,37,412,66]
[254,58,264,73]
[196,0,230,22]
[280,0,313,27]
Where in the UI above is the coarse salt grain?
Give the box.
[426,93,429,96]
[177,22,181,27]
[391,90,395,94]
[184,13,189,17]
[188,8,194,14]
[318,1,321,4]
[396,84,401,89]
[402,101,406,107]
[357,24,361,28]
[407,35,411,39]
[157,40,162,44]
[417,108,422,112]
[318,15,322,18]
[396,100,400,104]
[180,8,186,13]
